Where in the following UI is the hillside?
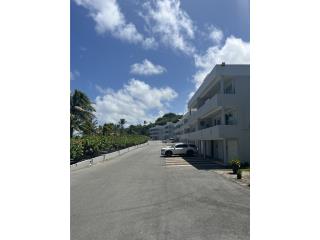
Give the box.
[154,113,182,126]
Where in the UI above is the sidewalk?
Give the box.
[211,169,250,187]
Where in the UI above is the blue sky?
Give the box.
[71,0,250,125]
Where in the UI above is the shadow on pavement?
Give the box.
[164,154,226,170]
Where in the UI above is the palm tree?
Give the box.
[70,90,95,137]
[118,119,127,135]
[80,118,98,136]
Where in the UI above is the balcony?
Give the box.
[188,65,249,108]
[188,94,238,123]
[178,125,239,141]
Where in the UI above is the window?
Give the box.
[214,118,221,126]
[224,82,235,94]
[175,144,188,148]
[225,112,236,125]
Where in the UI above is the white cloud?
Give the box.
[193,36,250,88]
[95,84,108,94]
[130,59,166,76]
[94,79,178,125]
[70,70,80,80]
[142,37,158,49]
[142,0,195,55]
[208,26,224,44]
[74,0,157,48]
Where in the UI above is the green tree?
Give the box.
[154,113,182,125]
[80,118,98,136]
[102,123,116,136]
[118,119,127,134]
[126,125,137,135]
[70,90,95,137]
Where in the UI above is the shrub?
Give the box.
[237,169,242,179]
[70,139,84,161]
[70,134,149,163]
[82,136,101,158]
[229,159,241,174]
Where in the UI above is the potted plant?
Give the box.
[230,159,241,174]
[237,169,242,179]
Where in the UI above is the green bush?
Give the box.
[82,137,101,158]
[229,159,241,174]
[70,138,84,161]
[70,134,149,163]
[237,169,242,179]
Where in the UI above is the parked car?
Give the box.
[161,143,198,157]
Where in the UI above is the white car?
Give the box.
[161,143,198,157]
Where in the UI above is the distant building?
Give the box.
[149,125,163,140]
[175,64,250,165]
[149,122,175,140]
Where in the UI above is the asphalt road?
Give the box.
[71,141,249,240]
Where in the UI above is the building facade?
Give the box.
[175,64,250,165]
[149,122,175,140]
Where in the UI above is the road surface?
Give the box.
[71,141,249,240]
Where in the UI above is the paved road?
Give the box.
[71,141,249,240]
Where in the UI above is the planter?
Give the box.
[232,165,239,174]
[237,170,242,179]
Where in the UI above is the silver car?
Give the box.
[161,143,198,157]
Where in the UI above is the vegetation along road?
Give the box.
[71,141,249,240]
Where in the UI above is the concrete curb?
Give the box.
[70,142,149,171]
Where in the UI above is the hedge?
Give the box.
[71,135,149,163]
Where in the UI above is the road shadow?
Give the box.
[164,154,226,170]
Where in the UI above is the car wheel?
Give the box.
[186,150,194,156]
[165,151,173,157]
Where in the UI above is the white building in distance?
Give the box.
[149,122,175,140]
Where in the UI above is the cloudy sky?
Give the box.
[71,0,250,125]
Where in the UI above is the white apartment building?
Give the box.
[149,122,175,140]
[175,64,250,165]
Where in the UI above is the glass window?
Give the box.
[225,113,236,125]
[224,83,235,94]
[175,144,187,148]
[214,118,221,125]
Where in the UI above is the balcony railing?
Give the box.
[188,93,239,123]
[178,124,239,141]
